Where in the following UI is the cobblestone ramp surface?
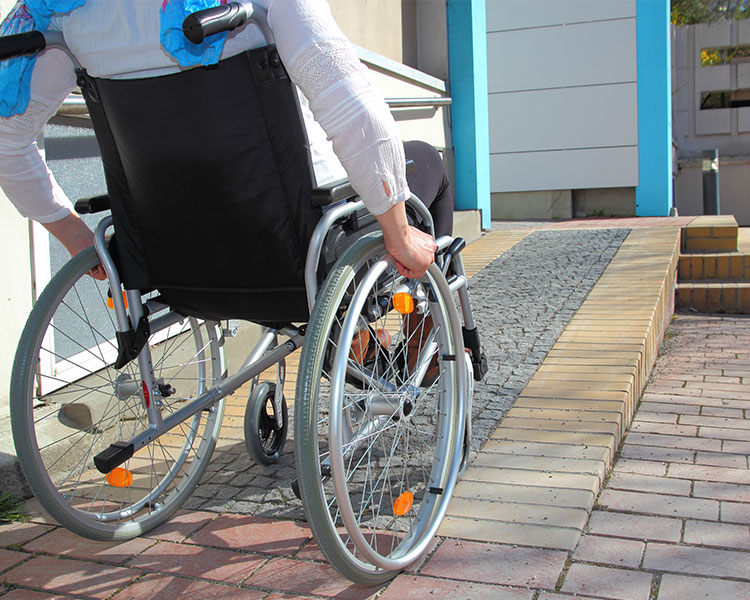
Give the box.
[186,228,629,519]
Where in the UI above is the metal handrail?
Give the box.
[385,97,451,108]
[57,94,451,117]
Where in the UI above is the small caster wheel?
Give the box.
[244,381,287,466]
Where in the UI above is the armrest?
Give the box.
[74,194,111,214]
[310,159,416,209]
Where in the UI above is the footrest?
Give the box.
[473,352,488,382]
[94,441,135,474]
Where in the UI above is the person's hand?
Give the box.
[42,213,107,280]
[385,225,436,279]
[375,202,436,279]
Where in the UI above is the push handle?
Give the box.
[0,31,46,60]
[182,2,249,44]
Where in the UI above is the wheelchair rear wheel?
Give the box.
[11,247,226,540]
[295,235,466,585]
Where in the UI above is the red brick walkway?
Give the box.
[1,314,748,599]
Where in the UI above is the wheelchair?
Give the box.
[2,2,487,585]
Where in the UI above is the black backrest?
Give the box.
[80,46,321,324]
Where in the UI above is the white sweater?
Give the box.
[0,0,409,222]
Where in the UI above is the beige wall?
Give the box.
[329,0,405,63]
[328,0,448,81]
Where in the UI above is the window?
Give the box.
[700,88,750,109]
[700,45,750,67]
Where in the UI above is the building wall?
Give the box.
[673,20,750,158]
[486,0,639,201]
[672,20,750,224]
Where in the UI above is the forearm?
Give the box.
[0,47,76,222]
[269,0,410,217]
[42,212,94,256]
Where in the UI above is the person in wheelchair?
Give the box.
[0,0,454,284]
[0,1,486,585]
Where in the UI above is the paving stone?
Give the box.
[682,519,750,550]
[144,510,217,542]
[693,480,750,503]
[644,542,750,580]
[23,527,156,565]
[3,555,141,599]
[421,539,567,588]
[127,540,266,583]
[657,573,750,600]
[613,458,667,477]
[619,444,695,464]
[598,489,719,520]
[186,514,311,555]
[587,511,682,542]
[623,433,722,452]
[114,573,265,600]
[0,522,54,548]
[243,557,380,599]
[573,534,645,568]
[447,497,589,529]
[379,575,534,600]
[607,472,692,496]
[0,590,60,599]
[0,548,28,573]
[450,480,596,509]
[721,500,750,524]
[561,563,653,600]
[694,451,747,469]
[668,463,750,486]
[438,516,581,550]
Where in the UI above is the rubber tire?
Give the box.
[294,234,465,585]
[11,247,225,540]
[244,381,288,466]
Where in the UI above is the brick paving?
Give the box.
[2,225,749,599]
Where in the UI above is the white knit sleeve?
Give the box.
[267,0,409,216]
[0,48,77,223]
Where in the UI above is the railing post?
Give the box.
[701,149,720,215]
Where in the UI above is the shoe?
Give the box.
[347,326,392,389]
[398,313,440,387]
[349,327,391,366]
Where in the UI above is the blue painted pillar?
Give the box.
[447,0,491,229]
[635,0,673,216]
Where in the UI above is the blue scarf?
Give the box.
[0,0,230,117]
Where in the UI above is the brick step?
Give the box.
[681,215,738,253]
[678,252,750,281]
[676,281,750,313]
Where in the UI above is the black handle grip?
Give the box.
[0,31,46,60]
[182,3,248,44]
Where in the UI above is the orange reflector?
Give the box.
[106,290,128,310]
[106,468,133,488]
[393,292,414,314]
[393,491,414,516]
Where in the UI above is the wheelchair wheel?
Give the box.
[11,247,226,540]
[295,235,466,585]
[244,381,287,465]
